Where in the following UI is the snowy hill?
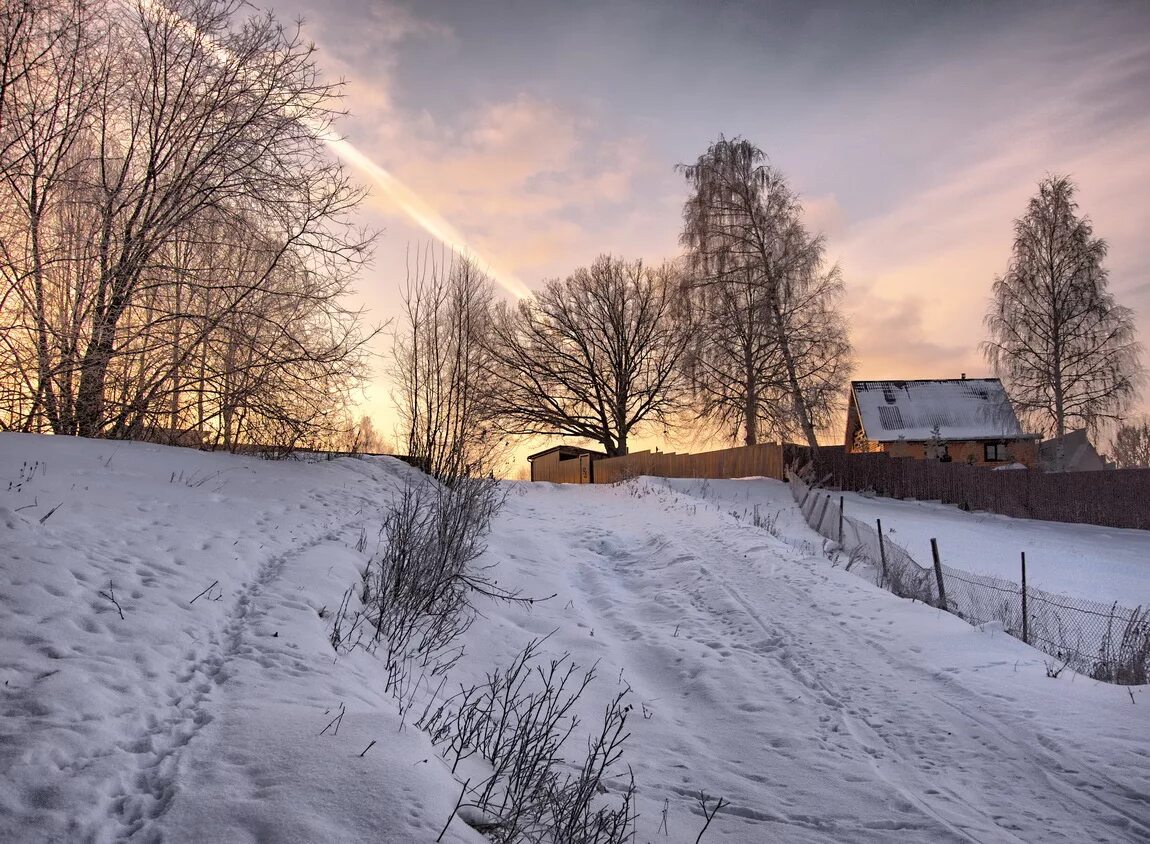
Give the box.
[2,434,1148,842]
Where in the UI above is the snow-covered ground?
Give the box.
[2,435,1149,842]
[655,477,1150,607]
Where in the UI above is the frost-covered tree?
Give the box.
[982,176,1143,459]
[678,136,852,448]
[1110,418,1150,469]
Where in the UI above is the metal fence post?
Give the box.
[876,518,887,587]
[1021,551,1028,645]
[838,495,845,544]
[816,494,831,534]
[930,538,947,611]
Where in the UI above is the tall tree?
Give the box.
[485,255,688,457]
[678,136,850,448]
[680,246,853,446]
[982,175,1143,460]
[392,251,498,481]
[1110,418,1150,470]
[0,0,375,448]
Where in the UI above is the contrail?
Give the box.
[134,0,533,300]
[319,133,533,300]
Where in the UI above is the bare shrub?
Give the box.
[418,637,636,844]
[1091,605,1150,686]
[330,476,531,707]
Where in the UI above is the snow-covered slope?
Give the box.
[0,434,484,843]
[2,435,1148,842]
[656,476,1150,606]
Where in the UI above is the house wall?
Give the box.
[882,438,1038,468]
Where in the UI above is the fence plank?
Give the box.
[590,442,786,484]
[790,447,1150,531]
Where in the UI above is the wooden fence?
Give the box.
[592,443,784,484]
[796,447,1150,531]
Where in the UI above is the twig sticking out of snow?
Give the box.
[319,702,346,736]
[38,503,62,524]
[694,792,727,843]
[436,778,471,843]
[189,580,220,605]
[98,580,125,620]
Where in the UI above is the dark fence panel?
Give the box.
[789,471,1150,685]
[789,448,1150,531]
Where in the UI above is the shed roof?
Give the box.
[526,445,607,462]
[851,379,1032,443]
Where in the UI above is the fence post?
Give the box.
[1020,551,1028,645]
[876,518,887,588]
[930,538,947,611]
[838,496,845,544]
[816,494,831,533]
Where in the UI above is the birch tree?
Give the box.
[982,175,1143,457]
[679,136,851,448]
[1,0,375,448]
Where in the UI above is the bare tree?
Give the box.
[1,0,376,448]
[1110,418,1150,469]
[0,0,105,433]
[485,255,688,457]
[392,250,499,481]
[679,136,850,448]
[982,175,1143,465]
[681,247,852,446]
[769,261,854,441]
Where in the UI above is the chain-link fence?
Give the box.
[789,471,1150,685]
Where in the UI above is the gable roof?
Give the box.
[850,379,1031,443]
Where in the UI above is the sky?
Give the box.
[261,0,1150,449]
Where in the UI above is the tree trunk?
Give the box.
[74,320,115,438]
[773,301,818,450]
[744,387,758,446]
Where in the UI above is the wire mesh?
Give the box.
[788,471,1150,685]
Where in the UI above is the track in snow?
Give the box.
[100,506,360,842]
[484,481,1150,843]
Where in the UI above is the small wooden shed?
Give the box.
[526,445,606,483]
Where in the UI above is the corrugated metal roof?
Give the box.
[852,379,1029,442]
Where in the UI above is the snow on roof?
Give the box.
[852,379,1028,442]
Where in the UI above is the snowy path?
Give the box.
[476,481,1150,842]
[2,437,1147,843]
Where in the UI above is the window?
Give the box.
[984,443,1008,462]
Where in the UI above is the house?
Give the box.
[526,445,606,483]
[1038,429,1108,472]
[844,377,1040,467]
